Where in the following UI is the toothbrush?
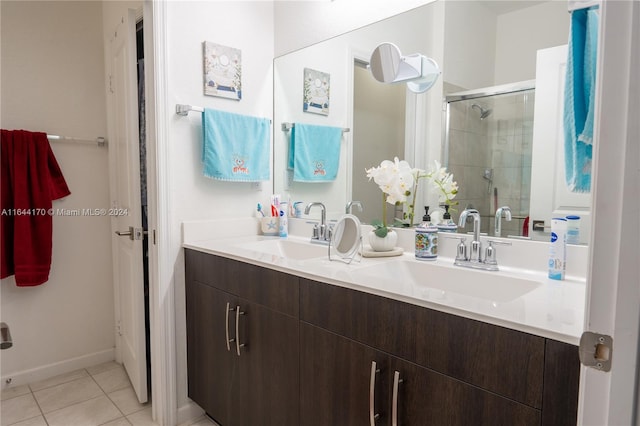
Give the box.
[257,203,265,217]
[271,194,281,217]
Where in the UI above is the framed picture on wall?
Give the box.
[303,68,330,115]
[203,41,242,100]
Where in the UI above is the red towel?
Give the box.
[1,129,71,286]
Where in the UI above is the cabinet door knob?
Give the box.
[392,371,403,426]
[235,306,246,356]
[225,303,235,351]
[370,361,381,425]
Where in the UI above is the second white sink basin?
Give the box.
[357,260,541,303]
[236,238,328,260]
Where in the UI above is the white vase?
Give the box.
[368,229,397,252]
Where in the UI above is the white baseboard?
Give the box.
[177,400,205,426]
[1,348,115,389]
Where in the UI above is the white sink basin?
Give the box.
[236,238,328,260]
[357,260,541,303]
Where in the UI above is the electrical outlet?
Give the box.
[251,182,262,191]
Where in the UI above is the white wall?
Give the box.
[494,1,569,84]
[274,0,436,56]
[164,1,274,416]
[1,1,115,386]
[443,0,497,90]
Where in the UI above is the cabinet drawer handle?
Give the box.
[369,361,381,425]
[392,371,403,426]
[235,305,246,356]
[225,303,235,351]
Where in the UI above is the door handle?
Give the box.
[392,370,403,426]
[115,226,134,240]
[225,303,235,351]
[115,226,147,241]
[235,305,246,356]
[369,361,381,425]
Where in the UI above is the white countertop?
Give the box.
[183,218,586,345]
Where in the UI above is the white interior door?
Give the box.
[107,9,148,404]
[578,1,639,424]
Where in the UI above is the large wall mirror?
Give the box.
[273,0,592,246]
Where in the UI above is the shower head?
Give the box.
[471,103,492,120]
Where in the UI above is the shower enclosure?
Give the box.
[443,81,535,237]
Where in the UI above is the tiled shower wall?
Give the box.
[445,84,535,237]
[488,90,535,236]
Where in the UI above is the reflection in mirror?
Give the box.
[353,62,406,225]
[273,1,587,244]
[444,82,536,238]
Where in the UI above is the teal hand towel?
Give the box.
[202,108,270,182]
[288,123,342,182]
[564,7,598,193]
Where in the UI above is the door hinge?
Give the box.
[109,74,114,93]
[116,321,123,336]
[153,229,157,245]
[579,331,612,372]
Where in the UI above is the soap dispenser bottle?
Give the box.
[415,206,438,260]
[437,204,457,233]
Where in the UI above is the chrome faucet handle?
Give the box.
[486,239,512,246]
[484,240,511,266]
[484,241,497,265]
[455,238,468,262]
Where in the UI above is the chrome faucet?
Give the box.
[345,200,363,214]
[454,208,510,271]
[305,202,329,243]
[494,206,512,237]
[458,209,482,262]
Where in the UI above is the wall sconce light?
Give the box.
[369,42,441,93]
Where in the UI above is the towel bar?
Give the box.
[175,104,272,125]
[47,135,107,147]
[281,122,350,133]
[175,104,204,116]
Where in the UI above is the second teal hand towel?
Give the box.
[288,123,343,182]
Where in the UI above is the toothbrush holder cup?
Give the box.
[260,216,280,236]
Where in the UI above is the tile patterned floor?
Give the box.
[1,361,217,426]
[1,362,148,426]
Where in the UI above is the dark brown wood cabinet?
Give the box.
[299,279,542,426]
[185,280,237,426]
[300,322,540,426]
[186,249,579,426]
[185,249,299,426]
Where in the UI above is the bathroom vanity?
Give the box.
[183,221,585,426]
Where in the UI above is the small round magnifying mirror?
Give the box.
[330,214,362,264]
[369,42,403,84]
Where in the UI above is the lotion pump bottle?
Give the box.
[437,204,457,233]
[415,207,438,260]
